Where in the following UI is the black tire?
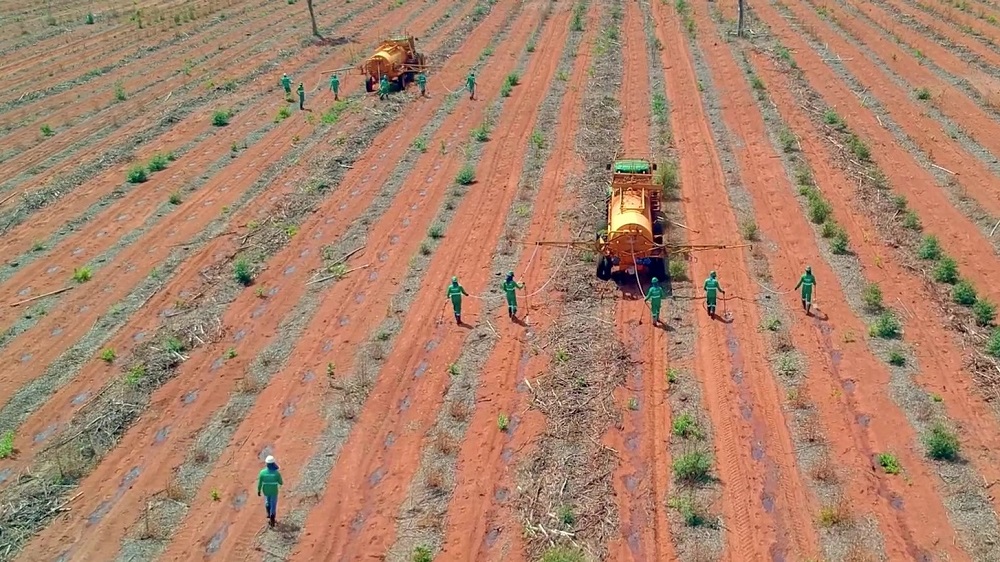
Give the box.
[649,257,667,282]
[365,77,374,92]
[397,75,406,90]
[596,256,613,280]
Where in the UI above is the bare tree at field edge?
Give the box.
[308,0,324,40]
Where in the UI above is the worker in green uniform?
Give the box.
[257,455,283,528]
[501,271,525,319]
[703,270,726,318]
[644,276,666,325]
[794,266,816,315]
[466,71,476,100]
[280,73,292,96]
[446,276,469,324]
[416,71,427,97]
[329,74,340,101]
[297,83,305,110]
[379,75,390,100]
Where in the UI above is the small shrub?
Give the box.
[951,280,977,306]
[932,257,958,284]
[412,545,433,562]
[847,133,870,161]
[807,196,831,224]
[505,72,520,87]
[868,310,901,339]
[739,218,758,241]
[917,235,941,260]
[672,450,712,483]
[497,413,509,431]
[973,299,997,326]
[428,224,444,239]
[530,130,545,149]
[762,315,781,331]
[776,352,798,375]
[40,124,55,137]
[887,349,905,366]
[148,153,169,172]
[541,546,584,562]
[274,106,292,122]
[750,74,765,90]
[668,259,687,281]
[500,82,512,97]
[125,364,146,386]
[890,194,907,211]
[915,87,931,100]
[471,123,490,142]
[72,267,93,283]
[818,499,851,527]
[779,129,796,152]
[169,192,182,205]
[212,109,232,126]
[878,453,901,474]
[667,496,710,527]
[666,367,679,383]
[902,210,921,230]
[656,161,680,193]
[233,258,253,286]
[0,431,13,459]
[557,504,576,526]
[830,229,850,255]
[672,413,702,439]
[823,108,840,126]
[861,282,883,312]
[923,423,960,461]
[100,348,117,363]
[819,220,838,238]
[419,242,432,256]
[114,82,127,101]
[126,166,148,184]
[526,40,536,53]
[455,164,476,185]
[412,136,427,152]
[986,328,1000,357]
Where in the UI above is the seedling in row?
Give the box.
[497,413,509,431]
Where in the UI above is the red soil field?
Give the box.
[4,0,1000,560]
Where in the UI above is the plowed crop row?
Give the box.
[6,0,1000,560]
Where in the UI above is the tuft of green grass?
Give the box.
[497,413,509,431]
[917,235,941,260]
[817,501,851,527]
[830,229,850,255]
[226,347,238,359]
[530,130,545,150]
[0,430,14,459]
[902,210,922,230]
[233,258,253,286]
[540,546,584,562]
[114,82,127,101]
[164,336,186,354]
[673,450,712,483]
[887,348,906,366]
[739,218,758,241]
[878,452,901,474]
[557,504,576,526]
[846,133,870,161]
[72,266,93,283]
[125,363,146,386]
[915,87,931,100]
[500,81,513,97]
[40,124,55,137]
[471,123,490,142]
[672,413,702,439]
[666,367,679,383]
[806,194,831,224]
[100,348,117,363]
[952,280,977,306]
[126,166,148,184]
[412,136,428,152]
[212,109,232,126]
[168,192,182,205]
[667,496,710,527]
[505,72,520,87]
[455,164,476,185]
[973,298,997,327]
[412,545,433,562]
[869,310,901,339]
[862,283,883,312]
[448,363,459,376]
[656,161,680,194]
[321,100,352,124]
[823,108,843,128]
[779,129,797,152]
[932,257,959,284]
[274,106,292,122]
[923,423,960,461]
[762,315,781,331]
[148,153,170,172]
[668,259,687,282]
[428,224,444,239]
[750,74,765,91]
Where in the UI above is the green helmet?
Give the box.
[651,277,659,285]
[710,270,717,278]
[452,276,458,284]
[806,266,812,274]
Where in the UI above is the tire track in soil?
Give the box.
[0,0,383,205]
[29,2,532,556]
[697,5,968,558]
[748,43,1000,550]
[757,0,1000,323]
[653,0,821,559]
[0,0,385,231]
[0,0,243,105]
[605,0,675,559]
[0,0,310,180]
[284,3,570,558]
[0,0,470,481]
[0,0,447,420]
[773,0,1000,220]
[425,6,594,561]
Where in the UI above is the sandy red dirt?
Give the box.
[5,0,1000,560]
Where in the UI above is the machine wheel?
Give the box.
[649,256,667,282]
[365,77,374,92]
[597,256,613,280]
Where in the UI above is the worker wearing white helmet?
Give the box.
[257,455,284,527]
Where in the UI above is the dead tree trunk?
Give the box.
[738,0,745,37]
[307,0,324,39]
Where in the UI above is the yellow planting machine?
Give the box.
[324,35,430,92]
[536,158,748,282]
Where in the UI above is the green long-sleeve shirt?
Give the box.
[447,283,468,302]
[794,273,816,296]
[645,285,664,302]
[257,467,283,497]
[703,277,723,297]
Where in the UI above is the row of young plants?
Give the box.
[742,4,1000,556]
[641,0,726,559]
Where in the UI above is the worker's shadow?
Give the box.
[314,36,352,47]
[808,309,830,322]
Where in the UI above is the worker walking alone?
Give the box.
[794,266,817,315]
[416,71,427,97]
[297,83,305,110]
[466,71,476,100]
[257,455,283,528]
[379,75,390,100]
[446,276,469,324]
[501,271,525,319]
[280,73,292,97]
[645,277,665,325]
[703,270,726,318]
[329,74,340,101]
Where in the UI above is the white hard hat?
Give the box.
[265,455,275,464]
